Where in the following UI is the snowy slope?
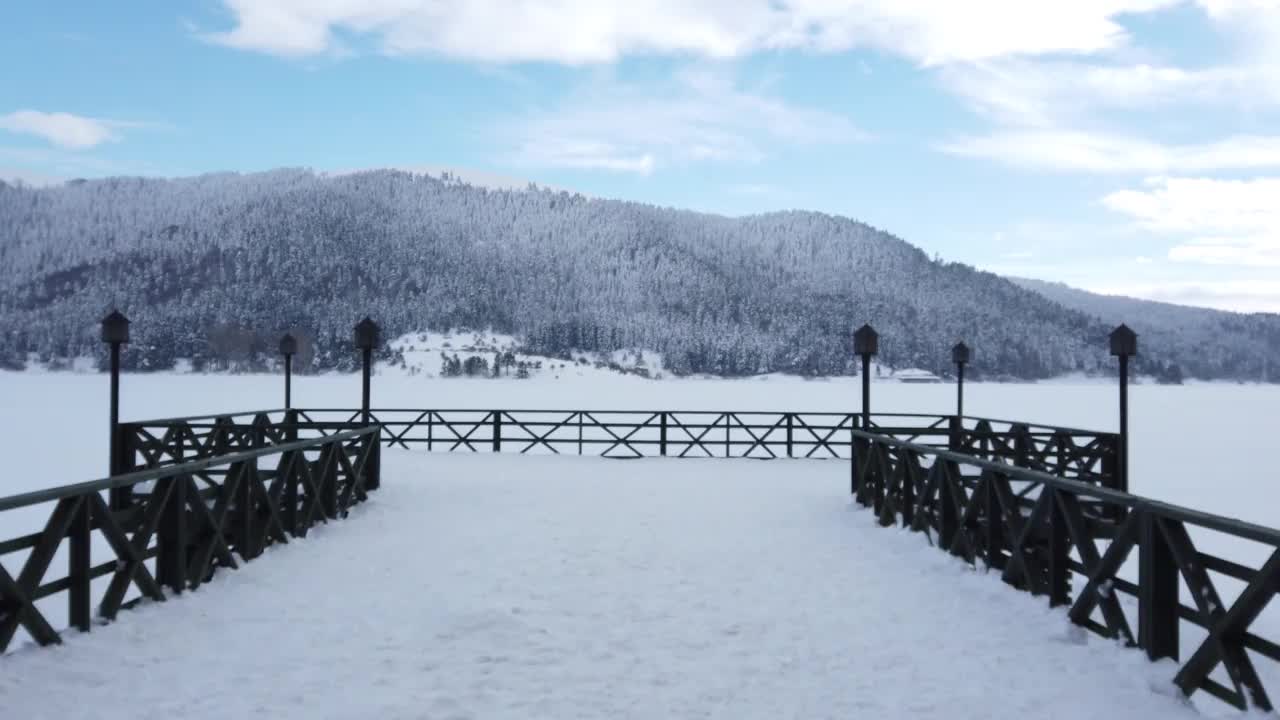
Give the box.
[0,453,1206,720]
[386,330,665,380]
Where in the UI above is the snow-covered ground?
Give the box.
[0,453,1207,720]
[1,370,1277,716]
[386,330,667,380]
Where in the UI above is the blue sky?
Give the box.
[3,1,1279,312]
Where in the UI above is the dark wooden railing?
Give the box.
[114,408,1117,487]
[850,426,1280,712]
[949,416,1120,490]
[0,425,380,654]
[281,408,1121,489]
[119,409,296,471]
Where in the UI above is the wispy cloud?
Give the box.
[203,0,1179,65]
[939,132,1280,173]
[0,110,123,149]
[1082,279,1280,313]
[1103,176,1280,267]
[931,1,1280,173]
[938,59,1278,128]
[505,68,865,174]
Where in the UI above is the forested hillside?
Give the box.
[0,169,1272,380]
[1011,278,1279,382]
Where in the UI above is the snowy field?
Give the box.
[1,369,1276,523]
[1,370,1278,717]
[1,453,1207,720]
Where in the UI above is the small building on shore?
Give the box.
[892,368,944,384]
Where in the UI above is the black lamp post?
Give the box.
[1110,324,1138,494]
[279,334,297,409]
[952,341,971,418]
[354,317,379,424]
[101,310,130,510]
[854,324,879,429]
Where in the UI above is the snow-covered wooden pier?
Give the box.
[1,453,1208,719]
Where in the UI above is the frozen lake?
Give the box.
[1,370,1275,525]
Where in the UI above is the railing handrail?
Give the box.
[123,408,1115,439]
[0,426,377,513]
[296,408,1113,434]
[299,407,920,417]
[959,413,1116,437]
[124,407,288,425]
[120,409,1117,441]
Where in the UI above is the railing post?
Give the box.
[111,424,136,510]
[321,445,338,518]
[1012,424,1031,469]
[69,495,91,633]
[872,446,886,515]
[984,472,1006,569]
[238,460,258,560]
[900,450,916,528]
[1110,325,1137,494]
[283,450,300,535]
[279,334,297,410]
[156,476,188,593]
[361,347,372,425]
[285,408,299,442]
[948,415,963,451]
[102,310,131,511]
[492,411,502,453]
[427,412,434,452]
[1046,490,1070,606]
[660,412,668,456]
[354,317,379,426]
[952,342,969,418]
[938,463,957,548]
[366,429,381,491]
[786,413,793,458]
[850,434,863,496]
[860,356,871,430]
[854,324,878,431]
[1138,507,1179,661]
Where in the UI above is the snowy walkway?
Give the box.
[1,452,1203,720]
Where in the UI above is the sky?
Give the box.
[2,1,1279,313]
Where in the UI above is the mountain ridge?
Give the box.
[0,168,1275,381]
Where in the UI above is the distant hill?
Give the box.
[1011,278,1278,382]
[0,168,1275,381]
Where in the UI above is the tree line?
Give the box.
[0,170,1275,381]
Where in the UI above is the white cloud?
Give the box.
[932,1,1280,173]
[206,0,1177,65]
[939,60,1277,128]
[506,68,864,173]
[0,110,120,149]
[1103,176,1280,266]
[1082,279,1280,312]
[939,131,1280,172]
[518,139,656,174]
[1103,176,1280,232]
